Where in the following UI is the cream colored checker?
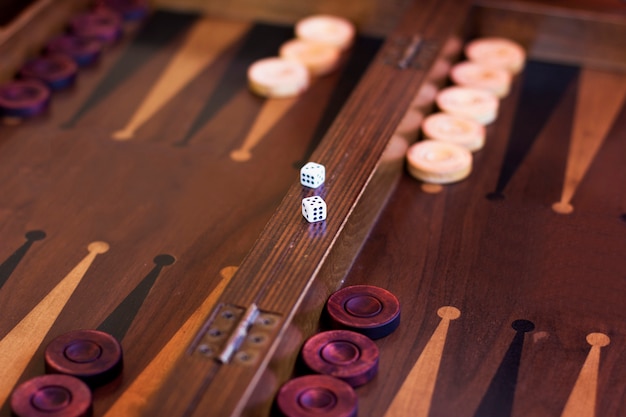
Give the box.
[422,112,486,152]
[279,38,341,77]
[295,15,355,51]
[248,57,310,98]
[450,61,512,98]
[436,86,499,125]
[465,37,526,74]
[406,140,472,184]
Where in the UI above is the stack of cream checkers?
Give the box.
[248,15,355,98]
[406,37,525,185]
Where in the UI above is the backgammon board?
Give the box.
[0,0,625,416]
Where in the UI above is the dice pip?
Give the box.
[302,196,327,223]
[300,162,325,189]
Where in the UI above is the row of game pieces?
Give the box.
[247,15,356,98]
[251,15,359,223]
[404,37,526,185]
[275,285,400,417]
[10,329,123,417]
[0,0,149,121]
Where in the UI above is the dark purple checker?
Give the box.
[326,285,400,339]
[44,329,123,388]
[0,80,50,118]
[97,0,149,21]
[276,375,357,417]
[19,54,78,91]
[46,35,104,67]
[70,8,123,44]
[11,374,92,417]
[302,330,379,387]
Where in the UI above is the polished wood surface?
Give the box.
[0,0,625,416]
[332,60,626,417]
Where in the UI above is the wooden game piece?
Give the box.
[326,285,400,339]
[70,8,124,44]
[10,374,92,417]
[295,15,355,51]
[279,39,341,77]
[248,57,310,98]
[19,55,78,91]
[45,329,123,388]
[99,0,149,21]
[302,330,379,387]
[436,86,499,125]
[421,112,486,152]
[450,60,512,98]
[0,80,50,118]
[465,37,526,74]
[46,35,104,67]
[406,140,472,184]
[276,375,357,417]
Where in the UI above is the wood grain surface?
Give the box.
[0,10,383,417]
[0,0,625,416]
[333,58,626,417]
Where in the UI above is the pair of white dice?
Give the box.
[300,162,326,223]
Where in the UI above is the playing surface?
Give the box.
[1,3,625,417]
[337,59,626,417]
[0,10,381,416]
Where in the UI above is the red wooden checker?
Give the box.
[44,330,123,388]
[70,9,123,44]
[0,80,50,118]
[19,55,78,91]
[46,35,104,67]
[276,375,357,417]
[326,285,400,339]
[302,330,379,387]
[11,374,92,417]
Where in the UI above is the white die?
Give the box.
[302,196,327,223]
[300,162,325,188]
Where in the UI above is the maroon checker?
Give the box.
[44,330,123,388]
[46,35,104,67]
[276,375,357,417]
[326,285,400,339]
[302,330,379,387]
[11,374,92,417]
[70,8,123,44]
[0,80,50,118]
[19,55,78,91]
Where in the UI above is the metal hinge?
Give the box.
[190,303,282,366]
